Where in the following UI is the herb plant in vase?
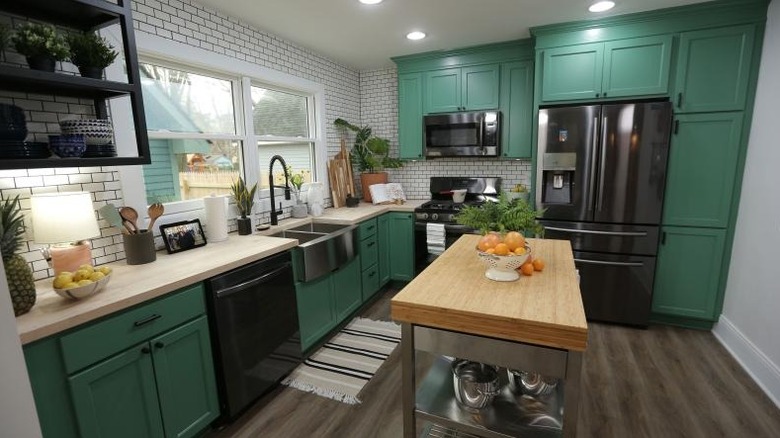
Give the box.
[334,118,402,203]
[1,195,36,315]
[288,168,308,218]
[12,23,69,72]
[66,31,118,79]
[230,177,257,235]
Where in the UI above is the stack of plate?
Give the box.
[0,104,28,142]
[59,119,114,145]
[0,141,50,159]
[83,143,117,157]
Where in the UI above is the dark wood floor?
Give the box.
[209,288,780,438]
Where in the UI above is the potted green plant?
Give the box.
[12,23,69,72]
[287,167,309,218]
[66,31,118,79]
[230,177,257,235]
[455,193,545,237]
[334,118,402,202]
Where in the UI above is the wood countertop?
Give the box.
[16,200,426,345]
[391,235,588,351]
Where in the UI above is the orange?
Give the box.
[532,258,545,272]
[503,231,525,251]
[485,248,496,254]
[520,262,534,276]
[477,233,501,252]
[493,243,510,256]
[514,246,527,255]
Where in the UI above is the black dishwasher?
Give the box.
[206,250,302,421]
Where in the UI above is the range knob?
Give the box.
[431,213,439,221]
[420,212,429,220]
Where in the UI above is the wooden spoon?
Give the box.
[119,206,139,233]
[147,203,164,232]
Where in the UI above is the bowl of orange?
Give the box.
[476,232,531,282]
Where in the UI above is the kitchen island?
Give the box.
[391,235,587,438]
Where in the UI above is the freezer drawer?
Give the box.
[574,251,656,326]
[541,220,660,256]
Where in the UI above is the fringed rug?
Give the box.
[281,317,401,405]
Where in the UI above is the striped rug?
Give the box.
[281,317,401,405]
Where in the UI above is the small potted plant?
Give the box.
[334,118,403,202]
[12,23,69,72]
[288,167,308,218]
[66,31,118,79]
[230,177,257,235]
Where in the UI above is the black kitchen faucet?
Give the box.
[269,155,291,225]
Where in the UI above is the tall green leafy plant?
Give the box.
[455,193,545,236]
[334,118,402,173]
[229,177,257,218]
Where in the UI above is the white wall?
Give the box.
[714,0,780,408]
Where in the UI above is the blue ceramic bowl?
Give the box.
[49,135,87,158]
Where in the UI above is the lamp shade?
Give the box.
[31,192,100,244]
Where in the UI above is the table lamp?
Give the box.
[31,192,101,275]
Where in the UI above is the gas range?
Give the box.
[414,177,501,224]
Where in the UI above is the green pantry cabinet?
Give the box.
[393,40,535,159]
[531,0,767,327]
[23,284,219,438]
[295,212,414,351]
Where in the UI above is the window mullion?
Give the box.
[240,76,260,192]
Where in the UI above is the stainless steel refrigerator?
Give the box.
[536,101,672,326]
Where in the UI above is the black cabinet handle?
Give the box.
[661,232,667,245]
[603,92,607,97]
[674,120,680,134]
[367,241,376,247]
[154,342,164,349]
[367,225,375,231]
[595,93,600,98]
[368,271,376,277]
[677,92,683,108]
[141,346,150,354]
[133,314,161,327]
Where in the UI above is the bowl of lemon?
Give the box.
[476,232,532,282]
[52,264,113,300]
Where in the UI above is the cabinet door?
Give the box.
[361,263,380,302]
[462,64,499,110]
[541,43,604,102]
[388,212,415,281]
[662,112,743,228]
[602,35,672,98]
[69,345,164,438]
[652,227,726,320]
[425,68,462,113]
[377,213,391,286]
[296,274,335,351]
[500,61,533,158]
[398,72,424,159]
[674,25,755,113]
[151,316,219,438]
[333,257,362,321]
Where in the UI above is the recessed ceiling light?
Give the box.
[407,31,426,41]
[359,0,383,4]
[589,1,615,12]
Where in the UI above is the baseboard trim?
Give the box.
[713,316,780,408]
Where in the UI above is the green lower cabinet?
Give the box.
[333,257,362,321]
[296,273,335,351]
[387,212,415,281]
[500,60,533,158]
[361,264,380,301]
[377,214,391,286]
[652,227,726,321]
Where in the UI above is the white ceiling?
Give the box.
[194,0,712,70]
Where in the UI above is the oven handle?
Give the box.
[216,262,291,298]
[574,258,644,267]
[545,226,647,237]
[415,222,476,234]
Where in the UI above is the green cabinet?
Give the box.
[333,256,362,321]
[398,72,424,159]
[24,285,219,438]
[662,112,743,228]
[424,64,499,113]
[499,61,534,158]
[652,227,726,320]
[359,217,383,301]
[387,212,415,281]
[673,25,755,113]
[541,35,672,102]
[377,214,391,285]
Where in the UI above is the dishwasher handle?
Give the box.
[215,262,291,299]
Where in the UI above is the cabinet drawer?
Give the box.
[360,235,379,268]
[60,284,206,374]
[358,218,378,240]
[361,264,380,301]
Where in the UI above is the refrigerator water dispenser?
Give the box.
[541,152,576,205]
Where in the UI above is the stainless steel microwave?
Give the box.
[423,111,500,157]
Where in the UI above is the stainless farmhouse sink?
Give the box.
[271,223,357,282]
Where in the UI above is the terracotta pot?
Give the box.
[360,172,388,203]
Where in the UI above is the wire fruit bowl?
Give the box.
[476,245,531,282]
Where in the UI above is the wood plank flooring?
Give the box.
[208,288,780,438]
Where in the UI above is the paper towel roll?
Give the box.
[203,195,229,242]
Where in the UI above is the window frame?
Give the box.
[110,30,328,223]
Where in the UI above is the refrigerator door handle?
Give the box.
[545,226,648,237]
[588,116,600,215]
[596,116,608,212]
[574,258,644,267]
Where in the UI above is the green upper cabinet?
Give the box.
[673,25,755,113]
[500,61,533,158]
[603,35,672,97]
[541,43,603,102]
[662,112,743,228]
[652,226,726,321]
[398,72,423,159]
[541,36,671,102]
[387,212,415,281]
[424,64,499,113]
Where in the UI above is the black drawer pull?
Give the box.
[141,346,150,354]
[366,225,375,231]
[367,242,376,247]
[368,271,376,277]
[154,342,165,349]
[134,314,161,327]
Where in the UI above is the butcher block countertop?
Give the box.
[17,200,424,345]
[391,235,588,351]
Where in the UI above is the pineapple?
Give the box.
[0,195,36,316]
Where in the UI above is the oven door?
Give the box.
[414,222,476,272]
